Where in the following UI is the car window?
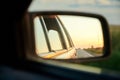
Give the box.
[34,16,49,54]
[48,30,63,51]
[34,16,65,53]
[56,17,71,49]
[42,16,64,51]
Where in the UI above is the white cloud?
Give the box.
[97,0,111,5]
[77,0,95,4]
[39,0,73,4]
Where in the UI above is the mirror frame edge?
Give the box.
[26,11,111,63]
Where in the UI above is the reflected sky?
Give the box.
[59,15,103,49]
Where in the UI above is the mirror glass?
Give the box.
[33,15,104,59]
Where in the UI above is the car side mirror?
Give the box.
[26,11,111,63]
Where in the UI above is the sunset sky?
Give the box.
[59,15,103,49]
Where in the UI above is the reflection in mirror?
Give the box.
[33,15,104,59]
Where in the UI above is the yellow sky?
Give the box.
[59,15,103,49]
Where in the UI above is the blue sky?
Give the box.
[69,0,120,25]
[29,0,120,25]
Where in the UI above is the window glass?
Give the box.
[48,30,63,51]
[56,18,71,49]
[34,16,49,54]
[43,16,63,51]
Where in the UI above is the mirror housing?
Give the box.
[26,11,111,63]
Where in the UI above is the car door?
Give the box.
[33,15,76,59]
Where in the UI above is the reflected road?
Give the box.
[76,49,94,58]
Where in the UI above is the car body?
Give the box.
[31,15,77,59]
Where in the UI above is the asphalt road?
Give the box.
[76,49,94,58]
